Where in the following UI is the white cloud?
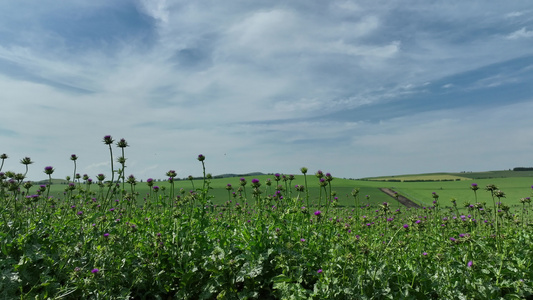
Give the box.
[506,27,533,39]
[1,1,533,181]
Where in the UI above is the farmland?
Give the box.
[0,141,532,299]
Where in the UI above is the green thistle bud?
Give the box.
[20,157,33,165]
[116,138,129,148]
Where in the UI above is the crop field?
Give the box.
[0,137,532,299]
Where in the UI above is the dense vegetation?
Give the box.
[0,137,532,299]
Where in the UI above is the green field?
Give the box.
[42,172,533,209]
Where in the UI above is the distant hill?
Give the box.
[213,172,265,179]
[362,169,533,181]
[32,178,69,185]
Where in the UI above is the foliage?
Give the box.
[0,143,532,299]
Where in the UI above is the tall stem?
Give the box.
[105,144,115,201]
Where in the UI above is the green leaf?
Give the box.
[272,274,294,283]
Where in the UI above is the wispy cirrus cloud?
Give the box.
[0,0,532,180]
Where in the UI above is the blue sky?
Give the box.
[1,1,533,181]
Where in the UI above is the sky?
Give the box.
[1,1,533,182]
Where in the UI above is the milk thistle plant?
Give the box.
[116,138,129,194]
[70,154,78,185]
[0,153,7,172]
[102,135,115,201]
[20,156,33,179]
[43,166,54,199]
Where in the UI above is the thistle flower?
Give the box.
[317,269,323,274]
[103,135,114,145]
[44,166,55,175]
[471,183,479,191]
[0,154,7,160]
[166,170,177,178]
[251,178,260,188]
[197,154,205,161]
[494,190,506,199]
[300,167,308,174]
[315,170,324,179]
[91,268,99,274]
[485,184,498,192]
[314,210,321,216]
[116,138,129,148]
[70,154,78,161]
[325,172,333,182]
[96,174,106,182]
[20,157,33,165]
[127,175,136,184]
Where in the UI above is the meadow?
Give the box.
[0,137,532,299]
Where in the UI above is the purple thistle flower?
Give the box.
[314,210,321,216]
[423,252,428,256]
[403,224,409,229]
[91,268,99,274]
[104,233,109,238]
[467,261,473,268]
[300,238,306,242]
[103,135,114,145]
[317,269,323,274]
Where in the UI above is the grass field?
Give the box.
[42,172,533,209]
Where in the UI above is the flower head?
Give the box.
[197,154,205,161]
[44,166,55,175]
[91,268,99,274]
[314,210,321,216]
[20,157,33,165]
[116,138,129,148]
[103,135,114,145]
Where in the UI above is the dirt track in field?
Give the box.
[379,188,420,208]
